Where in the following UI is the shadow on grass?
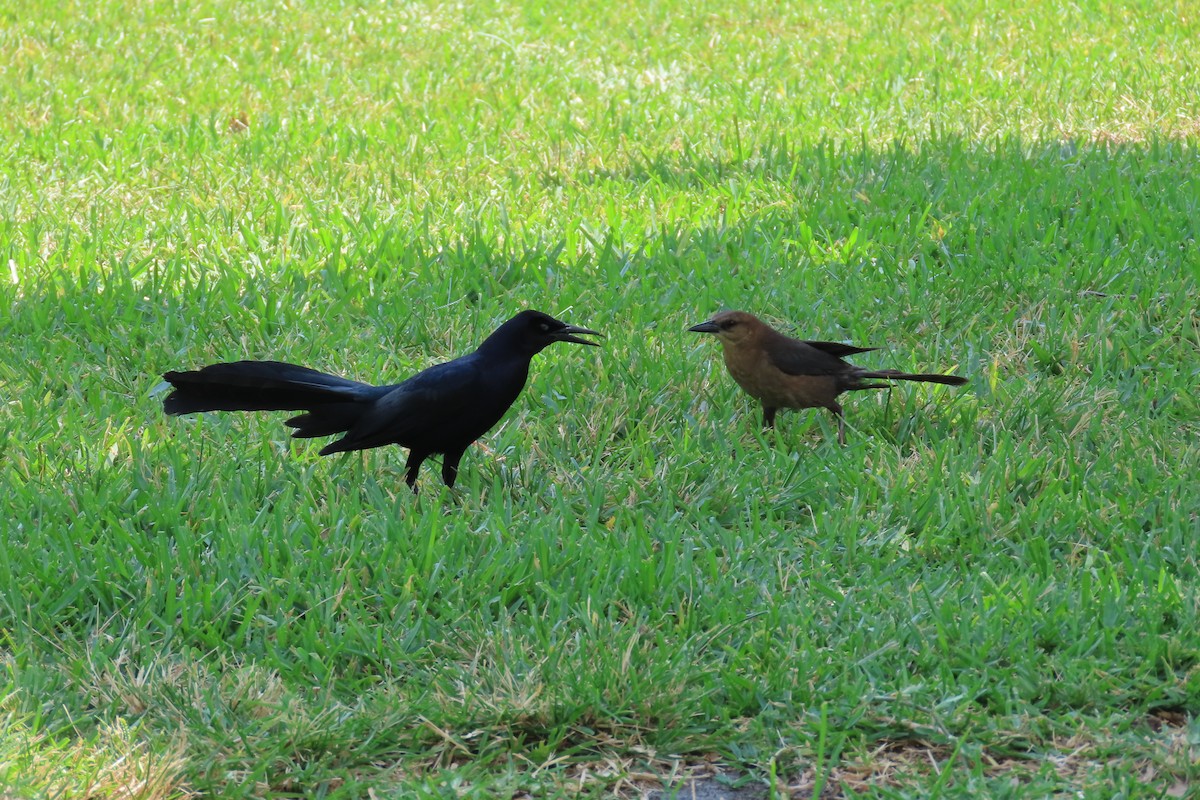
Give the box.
[2,135,1198,799]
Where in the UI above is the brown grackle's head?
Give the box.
[688,310,761,346]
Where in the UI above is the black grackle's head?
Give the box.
[493,309,604,355]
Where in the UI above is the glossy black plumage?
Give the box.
[163,310,601,489]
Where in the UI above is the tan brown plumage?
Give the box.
[689,310,966,444]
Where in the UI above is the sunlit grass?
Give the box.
[1,0,1197,797]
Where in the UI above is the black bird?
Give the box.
[163,310,601,489]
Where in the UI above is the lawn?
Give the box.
[1,0,1198,797]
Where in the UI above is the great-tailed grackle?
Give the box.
[689,310,966,444]
[163,310,601,489]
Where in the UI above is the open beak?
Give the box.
[688,320,719,334]
[554,325,603,346]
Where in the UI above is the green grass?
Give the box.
[1,0,1198,796]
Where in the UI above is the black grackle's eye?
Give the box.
[539,322,551,332]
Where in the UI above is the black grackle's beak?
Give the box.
[553,324,603,346]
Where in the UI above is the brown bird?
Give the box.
[689,310,966,444]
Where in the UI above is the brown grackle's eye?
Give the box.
[720,320,737,330]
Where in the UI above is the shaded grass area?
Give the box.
[3,137,1196,798]
[1,0,1198,796]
